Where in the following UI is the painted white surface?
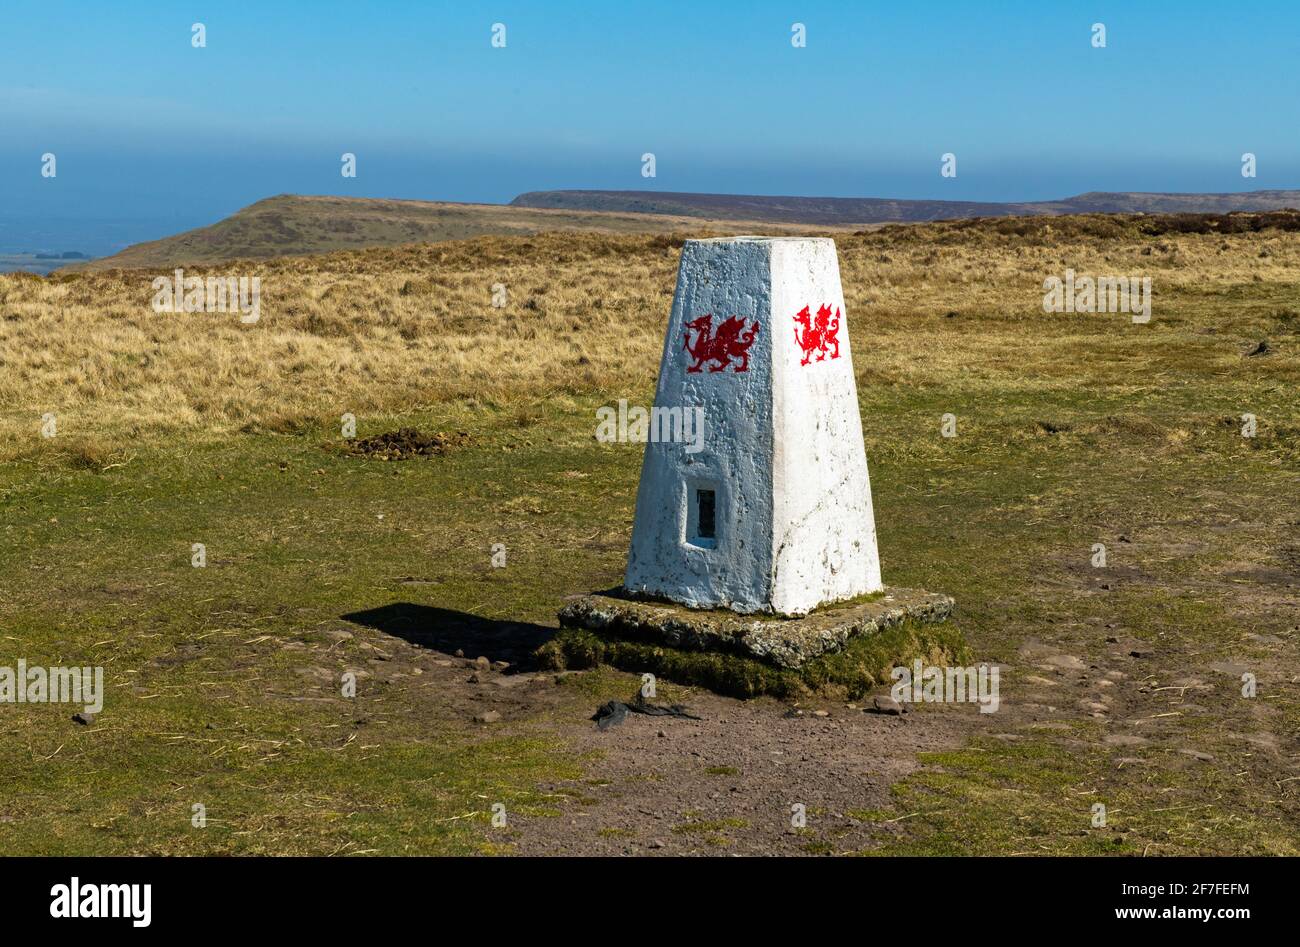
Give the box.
[624,237,883,615]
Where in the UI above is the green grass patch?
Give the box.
[855,737,1300,857]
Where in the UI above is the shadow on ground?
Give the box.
[342,603,555,667]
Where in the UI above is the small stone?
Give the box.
[648,839,665,849]
[657,730,667,738]
[454,648,465,658]
[1130,646,1154,658]
[812,709,830,718]
[1104,735,1148,747]
[870,695,904,716]
[492,661,510,671]
[71,712,95,726]
[473,711,501,724]
[474,656,491,669]
[1045,654,1087,671]
[467,672,483,684]
[1246,633,1284,645]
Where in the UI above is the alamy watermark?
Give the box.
[1043,269,1150,324]
[891,660,1000,713]
[152,269,261,324]
[50,878,150,927]
[596,399,705,454]
[1,660,104,714]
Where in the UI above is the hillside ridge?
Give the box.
[511,188,1300,225]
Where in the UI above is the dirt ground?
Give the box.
[324,613,978,855]
[335,512,1300,856]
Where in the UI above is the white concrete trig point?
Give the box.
[624,236,882,616]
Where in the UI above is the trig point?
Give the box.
[625,236,880,616]
[549,237,956,696]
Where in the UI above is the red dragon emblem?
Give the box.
[683,314,760,373]
[793,304,841,365]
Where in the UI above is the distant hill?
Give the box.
[0,254,84,276]
[511,189,1300,225]
[60,194,812,273]
[60,188,1300,275]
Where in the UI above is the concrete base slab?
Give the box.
[557,587,954,671]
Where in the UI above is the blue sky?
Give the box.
[2,0,1299,251]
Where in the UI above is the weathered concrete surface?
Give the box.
[558,587,954,670]
[623,236,882,616]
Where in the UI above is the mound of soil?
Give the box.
[346,428,471,460]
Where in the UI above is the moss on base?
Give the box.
[536,618,971,700]
[556,587,953,670]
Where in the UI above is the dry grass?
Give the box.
[2,214,1298,463]
[3,211,1298,855]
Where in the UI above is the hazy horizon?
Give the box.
[9,177,1300,265]
[5,0,1300,257]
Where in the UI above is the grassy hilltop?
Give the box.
[58,194,821,274]
[1,212,1298,854]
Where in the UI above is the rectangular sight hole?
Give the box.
[696,489,716,540]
